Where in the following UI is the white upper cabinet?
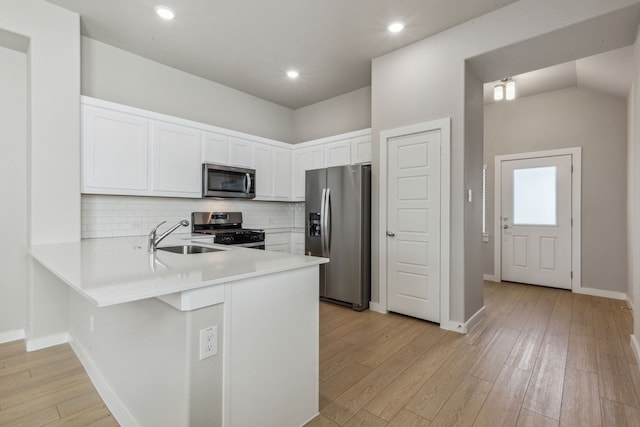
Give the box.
[202,132,229,165]
[273,147,292,200]
[83,106,150,195]
[291,129,370,201]
[82,96,370,202]
[324,139,351,167]
[253,143,292,200]
[151,121,201,197]
[253,142,274,199]
[229,137,253,168]
[292,146,324,200]
[351,134,372,164]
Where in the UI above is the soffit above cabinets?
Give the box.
[45,0,517,109]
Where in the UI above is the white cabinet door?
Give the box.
[253,143,274,199]
[202,132,229,165]
[273,147,292,199]
[151,121,201,197]
[324,140,351,167]
[229,138,253,168]
[351,135,372,164]
[293,146,324,200]
[83,106,150,195]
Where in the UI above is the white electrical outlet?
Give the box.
[199,325,218,360]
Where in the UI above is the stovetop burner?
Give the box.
[191,212,265,247]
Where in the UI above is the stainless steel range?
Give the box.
[191,212,265,249]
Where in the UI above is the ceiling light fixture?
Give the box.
[505,79,516,100]
[494,78,515,101]
[155,6,175,20]
[287,70,299,79]
[387,22,405,33]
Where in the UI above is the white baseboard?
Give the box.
[0,329,25,345]
[26,332,70,352]
[573,287,627,300]
[631,335,640,367]
[440,306,486,334]
[483,275,498,282]
[69,339,139,427]
[368,301,387,314]
[464,306,486,333]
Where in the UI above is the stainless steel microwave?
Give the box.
[202,163,256,199]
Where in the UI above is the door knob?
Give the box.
[386,231,395,237]
[503,224,509,229]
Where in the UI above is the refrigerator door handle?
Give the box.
[324,188,331,255]
[320,188,327,256]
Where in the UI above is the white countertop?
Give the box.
[29,235,327,307]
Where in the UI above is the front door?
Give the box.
[500,155,572,289]
[387,130,441,322]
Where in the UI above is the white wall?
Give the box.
[484,86,628,293]
[0,0,81,346]
[371,0,640,323]
[82,37,295,143]
[0,46,27,339]
[293,86,371,143]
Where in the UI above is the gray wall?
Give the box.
[292,86,371,143]
[82,37,295,143]
[464,63,485,319]
[629,28,640,346]
[0,45,27,336]
[484,86,628,293]
[371,0,637,323]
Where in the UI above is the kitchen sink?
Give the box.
[157,245,223,254]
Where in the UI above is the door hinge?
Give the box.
[571,218,573,226]
[571,271,573,279]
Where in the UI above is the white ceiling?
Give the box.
[483,46,634,104]
[45,0,519,109]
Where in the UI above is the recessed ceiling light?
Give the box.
[387,22,405,33]
[287,70,299,79]
[155,6,175,20]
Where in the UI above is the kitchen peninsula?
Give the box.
[29,235,327,427]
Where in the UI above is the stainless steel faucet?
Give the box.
[148,220,190,252]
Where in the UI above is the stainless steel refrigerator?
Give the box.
[305,164,371,311]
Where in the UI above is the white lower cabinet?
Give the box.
[151,121,201,197]
[292,233,305,255]
[265,232,291,253]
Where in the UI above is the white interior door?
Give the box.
[501,155,572,289]
[387,130,441,322]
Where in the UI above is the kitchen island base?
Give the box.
[68,266,319,427]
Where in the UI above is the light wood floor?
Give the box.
[0,340,117,426]
[2,281,638,426]
[307,281,640,427]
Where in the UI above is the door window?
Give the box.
[512,166,557,225]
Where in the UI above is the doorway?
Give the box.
[494,148,582,290]
[378,118,452,329]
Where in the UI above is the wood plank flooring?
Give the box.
[307,281,640,427]
[0,341,117,426]
[1,281,637,426]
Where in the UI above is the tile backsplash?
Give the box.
[82,195,305,238]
